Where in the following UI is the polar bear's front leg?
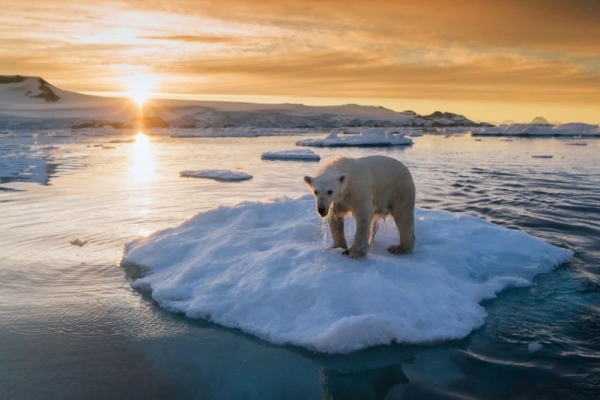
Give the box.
[327,213,348,250]
[343,210,371,259]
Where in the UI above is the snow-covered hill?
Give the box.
[0,75,489,130]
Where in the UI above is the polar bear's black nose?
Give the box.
[318,207,327,217]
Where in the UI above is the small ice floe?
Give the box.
[180,169,253,181]
[109,139,135,144]
[565,142,587,146]
[407,131,423,137]
[70,238,87,247]
[297,128,413,147]
[261,149,320,161]
[532,155,553,159]
[528,342,543,353]
[474,138,482,141]
[46,131,71,138]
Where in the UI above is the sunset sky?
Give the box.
[2,0,599,123]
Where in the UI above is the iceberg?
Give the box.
[122,196,573,354]
[297,128,413,147]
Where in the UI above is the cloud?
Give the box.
[127,0,600,55]
[139,35,243,44]
[156,51,600,104]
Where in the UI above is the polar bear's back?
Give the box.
[356,155,412,182]
[357,156,414,202]
[322,155,415,210]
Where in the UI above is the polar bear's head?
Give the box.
[303,173,347,217]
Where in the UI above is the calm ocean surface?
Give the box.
[1,132,599,399]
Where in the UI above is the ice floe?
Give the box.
[565,142,587,146]
[180,169,253,181]
[122,196,573,354]
[261,149,320,161]
[297,128,413,147]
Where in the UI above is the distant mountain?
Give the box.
[0,75,491,130]
[419,111,487,127]
[0,75,98,104]
[530,116,551,125]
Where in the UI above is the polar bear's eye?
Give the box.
[327,190,333,195]
[314,190,319,195]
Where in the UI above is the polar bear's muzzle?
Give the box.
[317,206,328,217]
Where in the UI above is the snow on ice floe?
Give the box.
[180,169,253,181]
[472,123,600,136]
[122,196,573,354]
[261,149,320,161]
[296,128,413,147]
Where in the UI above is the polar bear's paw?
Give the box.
[343,246,367,260]
[387,244,413,255]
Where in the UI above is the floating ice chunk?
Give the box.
[297,128,413,147]
[261,149,320,161]
[565,142,587,146]
[528,342,543,352]
[407,131,423,137]
[179,169,253,181]
[532,155,553,159]
[122,196,573,354]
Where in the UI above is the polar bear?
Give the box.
[304,155,415,260]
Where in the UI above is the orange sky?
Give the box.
[1,0,600,123]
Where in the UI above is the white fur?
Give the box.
[305,156,416,259]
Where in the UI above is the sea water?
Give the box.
[1,132,599,399]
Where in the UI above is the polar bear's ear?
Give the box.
[304,176,313,185]
[338,174,347,184]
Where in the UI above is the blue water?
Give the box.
[1,132,599,399]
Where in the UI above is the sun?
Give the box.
[125,75,157,106]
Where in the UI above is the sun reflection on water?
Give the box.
[130,132,155,182]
